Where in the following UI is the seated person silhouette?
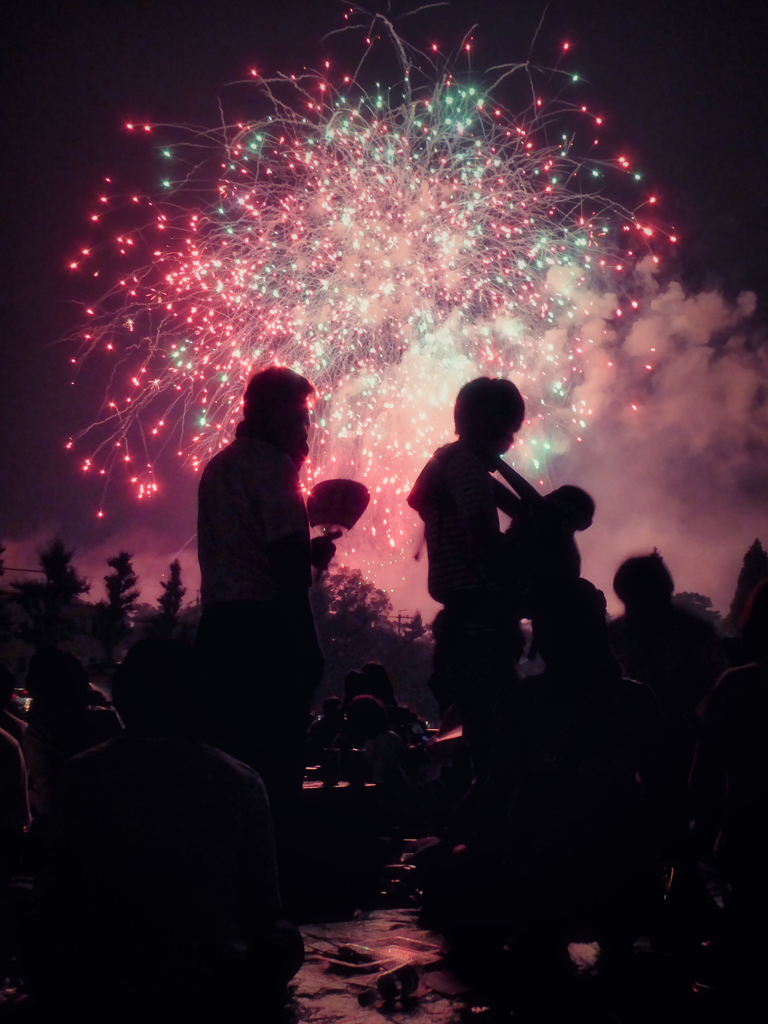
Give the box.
[35,638,301,1021]
[334,695,405,786]
[23,647,121,816]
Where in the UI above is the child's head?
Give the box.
[454,377,525,455]
[546,485,595,532]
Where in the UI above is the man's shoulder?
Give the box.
[200,439,297,500]
[204,437,293,472]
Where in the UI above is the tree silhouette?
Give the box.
[93,552,140,666]
[11,537,90,647]
[310,566,392,671]
[672,592,722,630]
[0,541,5,577]
[157,559,186,636]
[310,566,436,718]
[727,539,768,631]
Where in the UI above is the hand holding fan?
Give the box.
[307,479,370,582]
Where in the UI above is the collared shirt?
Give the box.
[198,436,310,606]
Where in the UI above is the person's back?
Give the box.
[36,639,295,1020]
[43,737,280,1007]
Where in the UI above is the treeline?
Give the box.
[0,540,438,717]
[2,535,768,720]
[0,539,195,670]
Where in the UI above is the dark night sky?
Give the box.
[2,0,767,595]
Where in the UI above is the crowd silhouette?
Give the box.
[0,367,765,1021]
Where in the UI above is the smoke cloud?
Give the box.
[343,260,766,618]
[5,264,765,626]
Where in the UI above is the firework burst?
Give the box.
[68,13,659,582]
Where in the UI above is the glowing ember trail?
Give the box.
[68,18,660,589]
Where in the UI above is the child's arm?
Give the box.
[492,479,524,518]
[493,457,545,509]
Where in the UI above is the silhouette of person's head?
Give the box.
[361,662,395,706]
[240,365,315,468]
[0,664,15,711]
[343,670,368,705]
[112,638,200,737]
[613,552,674,615]
[546,485,595,532]
[454,377,525,461]
[322,696,343,718]
[536,579,619,680]
[345,694,390,741]
[742,579,768,664]
[27,647,90,714]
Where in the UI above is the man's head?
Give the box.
[454,377,525,459]
[613,551,674,613]
[241,365,315,468]
[112,638,200,736]
[27,647,90,713]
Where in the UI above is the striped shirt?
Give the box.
[409,441,501,605]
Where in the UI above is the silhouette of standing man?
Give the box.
[195,366,337,812]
